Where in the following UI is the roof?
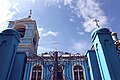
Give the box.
[91,28,110,39]
[19,17,33,21]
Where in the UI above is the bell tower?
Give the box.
[8,11,39,55]
[91,27,120,80]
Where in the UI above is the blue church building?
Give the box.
[0,14,120,80]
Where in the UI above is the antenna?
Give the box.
[28,9,32,18]
[93,19,100,28]
[52,42,59,51]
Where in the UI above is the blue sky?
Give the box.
[0,0,120,54]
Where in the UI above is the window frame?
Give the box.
[72,64,86,80]
[30,65,43,80]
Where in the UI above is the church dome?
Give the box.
[19,17,33,21]
[91,28,110,38]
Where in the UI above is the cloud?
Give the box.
[42,0,108,32]
[72,41,91,53]
[42,31,59,37]
[0,0,104,33]
[38,27,60,37]
[0,0,20,32]
[37,46,52,54]
[64,0,72,5]
[58,5,61,8]
[43,0,62,6]
[63,0,108,32]
[27,0,36,3]
[77,32,84,35]
[38,27,44,35]
[69,18,75,22]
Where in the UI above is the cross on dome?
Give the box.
[93,19,100,28]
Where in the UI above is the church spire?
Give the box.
[28,9,32,18]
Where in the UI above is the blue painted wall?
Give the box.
[91,28,120,80]
[23,63,32,80]
[39,60,89,80]
[0,29,20,80]
[86,50,102,80]
[10,52,27,80]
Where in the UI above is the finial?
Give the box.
[93,19,100,28]
[28,9,32,18]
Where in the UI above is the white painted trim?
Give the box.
[29,64,43,80]
[72,64,86,80]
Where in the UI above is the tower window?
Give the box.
[31,65,42,80]
[73,65,85,80]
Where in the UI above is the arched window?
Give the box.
[31,66,37,80]
[14,24,26,38]
[17,28,26,38]
[53,65,63,80]
[31,65,42,80]
[37,66,42,80]
[73,65,85,80]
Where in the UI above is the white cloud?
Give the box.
[77,32,84,35]
[37,27,44,35]
[27,0,36,3]
[42,0,108,32]
[77,0,108,32]
[69,18,75,22]
[0,0,20,32]
[37,27,60,54]
[72,41,91,53]
[63,0,108,32]
[42,31,59,37]
[38,27,60,37]
[64,0,72,5]
[58,5,61,8]
[69,15,76,22]
[44,0,62,6]
[37,46,52,54]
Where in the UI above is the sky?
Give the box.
[0,0,120,54]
